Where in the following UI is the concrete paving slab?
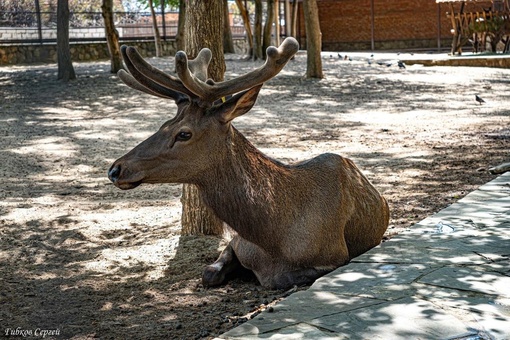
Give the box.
[309,263,433,300]
[352,239,491,265]
[418,266,510,298]
[219,172,510,340]
[225,322,340,340]
[309,296,472,340]
[414,285,510,339]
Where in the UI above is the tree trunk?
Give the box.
[274,0,280,46]
[291,0,298,38]
[148,0,162,57]
[101,0,123,73]
[284,0,291,37]
[303,0,323,79]
[57,0,76,81]
[181,0,225,236]
[263,0,275,57]
[253,0,263,60]
[184,0,226,77]
[57,0,76,82]
[223,0,235,53]
[235,0,253,56]
[176,0,186,52]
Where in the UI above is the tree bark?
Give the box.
[181,0,225,236]
[223,0,235,53]
[274,0,280,46]
[101,0,123,73]
[263,0,275,57]
[284,0,291,37]
[291,0,298,38]
[148,0,162,57]
[176,0,186,52]
[253,0,263,60]
[57,0,76,81]
[235,0,253,56]
[303,0,323,79]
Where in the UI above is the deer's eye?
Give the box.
[176,131,192,142]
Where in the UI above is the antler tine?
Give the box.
[118,69,174,99]
[118,46,185,100]
[175,37,300,102]
[187,48,212,82]
[122,45,194,98]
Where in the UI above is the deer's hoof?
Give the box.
[202,264,226,287]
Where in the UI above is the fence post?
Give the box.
[34,0,43,43]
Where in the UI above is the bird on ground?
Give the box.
[475,95,485,104]
[338,53,342,59]
[398,61,406,69]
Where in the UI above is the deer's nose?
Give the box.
[108,165,121,183]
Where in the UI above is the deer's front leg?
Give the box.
[202,241,242,287]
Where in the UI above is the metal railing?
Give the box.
[0,11,246,44]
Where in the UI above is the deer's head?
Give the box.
[108,38,299,190]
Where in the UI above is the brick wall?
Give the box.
[297,0,495,51]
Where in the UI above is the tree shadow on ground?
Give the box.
[1,55,509,338]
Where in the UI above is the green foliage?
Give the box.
[468,16,506,34]
[0,0,35,12]
[134,0,180,10]
[0,0,125,13]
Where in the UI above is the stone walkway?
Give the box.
[218,172,510,339]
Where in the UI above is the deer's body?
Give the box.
[108,38,389,289]
[199,126,389,288]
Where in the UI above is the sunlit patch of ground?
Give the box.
[1,52,508,339]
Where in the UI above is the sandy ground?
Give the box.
[0,51,509,339]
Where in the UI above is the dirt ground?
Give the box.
[1,51,509,339]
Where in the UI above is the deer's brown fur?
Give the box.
[108,38,389,289]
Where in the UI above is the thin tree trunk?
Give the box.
[181,0,225,236]
[303,0,323,79]
[235,0,253,56]
[176,0,186,51]
[57,0,75,81]
[291,0,298,38]
[284,0,291,37]
[263,0,275,58]
[148,0,162,57]
[274,0,280,46]
[101,0,123,73]
[223,0,235,53]
[254,0,263,60]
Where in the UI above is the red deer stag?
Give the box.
[108,37,390,289]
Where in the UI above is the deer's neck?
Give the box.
[197,126,290,243]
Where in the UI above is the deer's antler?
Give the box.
[117,37,299,103]
[175,37,299,102]
[118,45,193,100]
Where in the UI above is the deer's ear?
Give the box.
[216,84,263,123]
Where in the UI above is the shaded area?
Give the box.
[0,53,509,339]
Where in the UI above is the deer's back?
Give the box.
[281,152,389,264]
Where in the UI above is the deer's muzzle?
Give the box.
[108,164,142,190]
